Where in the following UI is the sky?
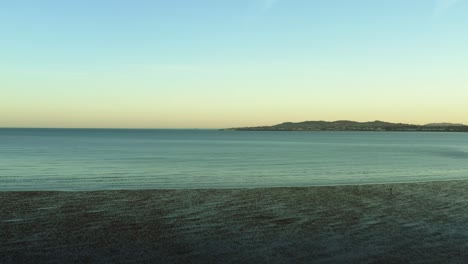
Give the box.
[1,0,468,128]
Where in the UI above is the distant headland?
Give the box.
[226,120,468,132]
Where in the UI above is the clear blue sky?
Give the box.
[2,0,467,128]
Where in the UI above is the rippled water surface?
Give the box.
[1,128,468,190]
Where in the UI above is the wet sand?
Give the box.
[2,180,468,263]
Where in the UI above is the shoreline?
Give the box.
[3,180,468,263]
[3,177,468,192]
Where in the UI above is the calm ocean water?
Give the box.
[1,128,468,191]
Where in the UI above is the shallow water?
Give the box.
[3,181,468,263]
[1,128,468,191]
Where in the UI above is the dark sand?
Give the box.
[2,181,468,263]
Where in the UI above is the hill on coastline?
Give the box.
[424,123,465,127]
[228,120,468,132]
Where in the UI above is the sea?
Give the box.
[1,128,468,191]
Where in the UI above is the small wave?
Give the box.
[438,150,468,159]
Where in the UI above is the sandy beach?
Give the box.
[2,180,468,263]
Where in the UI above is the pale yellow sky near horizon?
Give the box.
[2,62,467,129]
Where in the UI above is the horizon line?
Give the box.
[1,120,466,130]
